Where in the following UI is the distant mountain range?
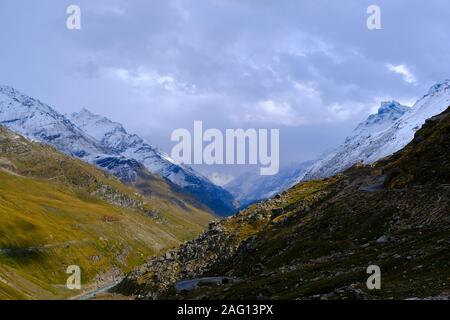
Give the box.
[225,80,450,205]
[225,161,313,207]
[0,86,237,216]
[2,81,449,212]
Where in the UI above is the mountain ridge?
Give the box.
[0,86,237,216]
[68,108,237,216]
[304,81,450,180]
[226,81,450,205]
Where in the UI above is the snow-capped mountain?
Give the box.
[225,100,410,205]
[304,81,450,180]
[0,86,108,160]
[226,80,450,206]
[0,86,148,184]
[0,86,237,216]
[304,101,410,179]
[69,108,237,215]
[69,109,184,181]
[224,161,313,207]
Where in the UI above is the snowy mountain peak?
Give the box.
[366,100,409,125]
[0,86,30,100]
[1,86,236,215]
[304,80,450,180]
[0,85,53,114]
[0,87,106,160]
[70,108,129,144]
[71,108,124,131]
[0,85,16,95]
[378,101,409,115]
[427,79,450,96]
[69,109,150,156]
[350,101,409,139]
[1,85,36,103]
[77,107,98,118]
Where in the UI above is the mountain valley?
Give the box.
[0,124,215,299]
[116,107,450,300]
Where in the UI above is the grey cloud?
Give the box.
[1,0,450,173]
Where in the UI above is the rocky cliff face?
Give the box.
[116,107,450,300]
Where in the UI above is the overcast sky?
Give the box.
[1,0,449,177]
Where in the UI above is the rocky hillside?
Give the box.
[116,107,450,300]
[0,125,214,300]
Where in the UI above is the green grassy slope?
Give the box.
[0,126,215,299]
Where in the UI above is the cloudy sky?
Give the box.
[1,0,449,178]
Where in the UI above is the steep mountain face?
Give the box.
[0,86,237,216]
[303,101,410,180]
[68,109,237,216]
[224,161,313,207]
[0,125,215,300]
[305,81,450,180]
[0,86,107,160]
[116,107,450,300]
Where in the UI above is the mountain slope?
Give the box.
[303,101,410,180]
[116,107,450,300]
[0,125,214,300]
[305,81,450,180]
[0,86,237,216]
[68,108,237,216]
[225,101,411,205]
[230,81,450,205]
[0,86,107,160]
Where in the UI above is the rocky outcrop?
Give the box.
[115,176,339,299]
